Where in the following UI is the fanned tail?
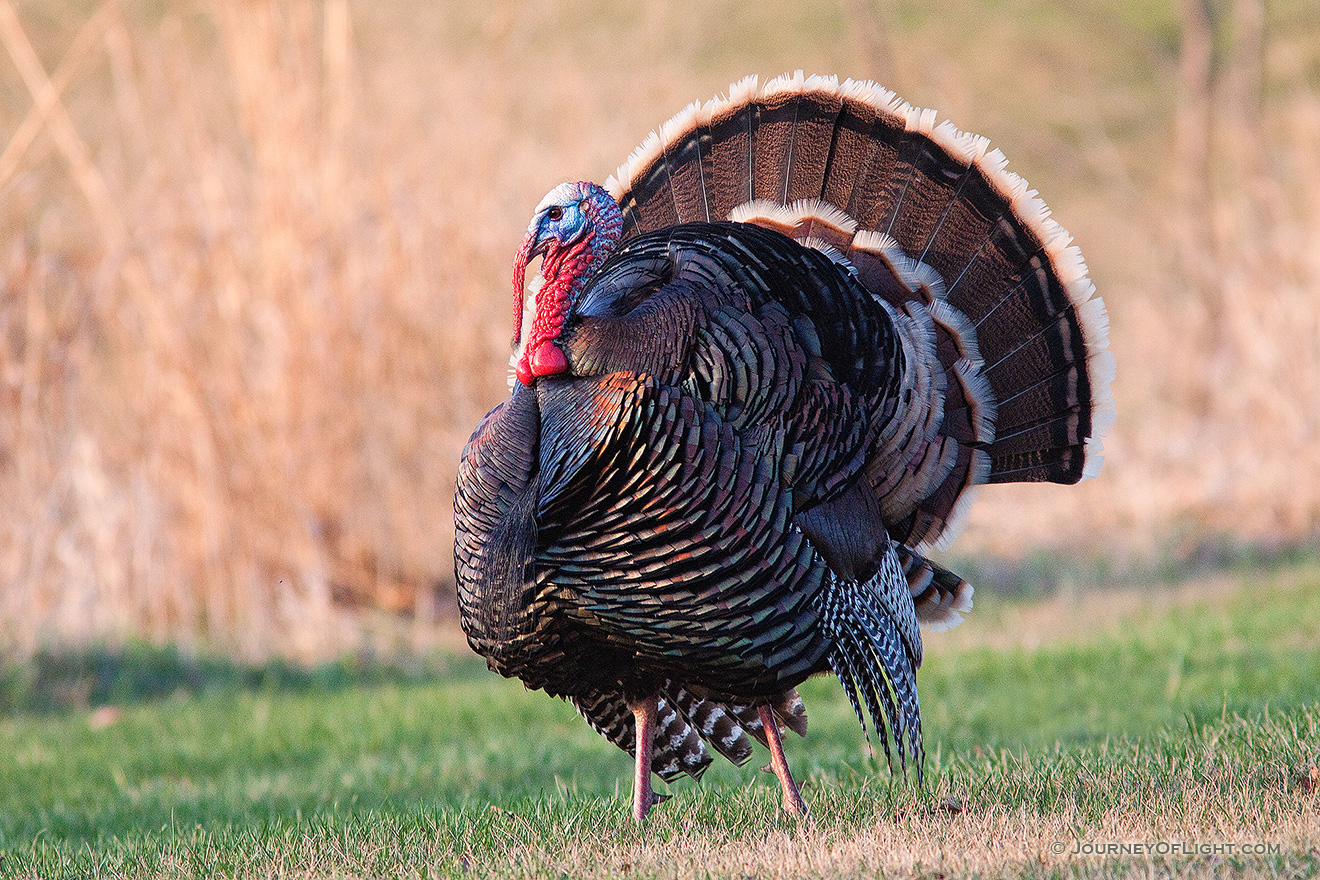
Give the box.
[606,72,1113,553]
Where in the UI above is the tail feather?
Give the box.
[732,689,810,750]
[876,108,953,244]
[570,687,711,783]
[606,69,1111,549]
[751,71,802,204]
[994,367,1086,437]
[821,79,906,215]
[615,129,677,238]
[659,100,712,224]
[783,74,844,203]
[667,685,754,767]
[919,148,1009,287]
[699,75,759,223]
[895,543,974,631]
[840,95,908,230]
[910,443,990,551]
[570,682,809,781]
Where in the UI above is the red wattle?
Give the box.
[514,341,568,386]
[529,340,568,377]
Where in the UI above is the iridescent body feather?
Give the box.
[454,73,1114,820]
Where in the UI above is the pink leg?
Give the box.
[630,695,659,822]
[759,704,808,817]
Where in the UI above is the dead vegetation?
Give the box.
[543,811,1317,880]
[1,0,1318,657]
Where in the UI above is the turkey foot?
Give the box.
[630,695,660,821]
[758,704,808,817]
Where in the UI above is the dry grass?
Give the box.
[1,0,1319,657]
[544,811,1316,880]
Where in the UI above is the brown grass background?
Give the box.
[2,0,1318,659]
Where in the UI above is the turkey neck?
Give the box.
[532,239,594,344]
[518,236,603,384]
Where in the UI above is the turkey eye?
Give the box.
[546,206,564,221]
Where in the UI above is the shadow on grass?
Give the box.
[0,642,490,716]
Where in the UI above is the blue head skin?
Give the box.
[512,182,623,385]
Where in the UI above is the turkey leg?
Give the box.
[758,704,808,817]
[630,695,660,821]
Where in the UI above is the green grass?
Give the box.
[2,566,1319,878]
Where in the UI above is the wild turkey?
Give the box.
[454,72,1114,820]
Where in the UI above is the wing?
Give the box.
[561,222,902,515]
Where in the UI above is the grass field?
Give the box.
[2,562,1317,879]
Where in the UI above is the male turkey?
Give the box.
[454,72,1114,821]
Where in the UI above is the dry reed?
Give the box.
[1,1,1317,658]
